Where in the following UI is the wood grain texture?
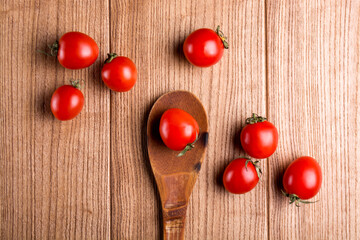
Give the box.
[0,0,110,239]
[110,0,267,239]
[266,0,360,239]
[2,0,359,239]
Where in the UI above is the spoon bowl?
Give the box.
[147,90,208,240]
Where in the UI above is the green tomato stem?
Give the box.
[104,53,118,63]
[215,25,229,49]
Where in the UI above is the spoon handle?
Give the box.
[162,206,187,240]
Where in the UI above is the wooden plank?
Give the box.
[266,0,360,239]
[109,0,266,239]
[0,0,110,239]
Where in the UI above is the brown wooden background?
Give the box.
[1,0,359,239]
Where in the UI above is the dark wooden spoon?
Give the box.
[147,90,209,240]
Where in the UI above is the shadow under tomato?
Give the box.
[37,88,55,121]
[274,163,287,195]
[233,127,242,152]
[35,40,57,121]
[35,39,59,69]
[173,37,188,65]
[270,163,288,210]
[215,161,228,189]
[91,58,106,89]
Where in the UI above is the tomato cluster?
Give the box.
[223,113,278,194]
[39,31,137,120]
[40,28,322,207]
[42,27,229,120]
[222,113,321,206]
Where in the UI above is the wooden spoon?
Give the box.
[147,90,209,240]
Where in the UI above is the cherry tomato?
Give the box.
[240,113,278,159]
[50,81,84,121]
[283,156,322,204]
[101,53,137,92]
[159,108,199,154]
[183,26,228,67]
[41,32,99,69]
[223,158,261,194]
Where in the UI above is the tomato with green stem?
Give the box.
[223,158,262,194]
[159,108,199,156]
[183,26,228,67]
[282,156,322,206]
[101,53,137,92]
[240,113,278,159]
[38,31,99,69]
[50,80,84,121]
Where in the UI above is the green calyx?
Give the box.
[281,190,319,207]
[37,41,59,57]
[215,25,229,49]
[245,158,262,179]
[104,53,118,64]
[177,133,200,157]
[70,79,83,89]
[245,113,267,124]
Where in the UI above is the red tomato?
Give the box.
[183,26,228,67]
[41,32,99,69]
[101,53,137,92]
[57,32,99,69]
[240,113,278,159]
[50,81,84,121]
[159,108,199,154]
[223,158,261,194]
[283,156,322,203]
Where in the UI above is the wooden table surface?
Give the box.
[1,0,359,239]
